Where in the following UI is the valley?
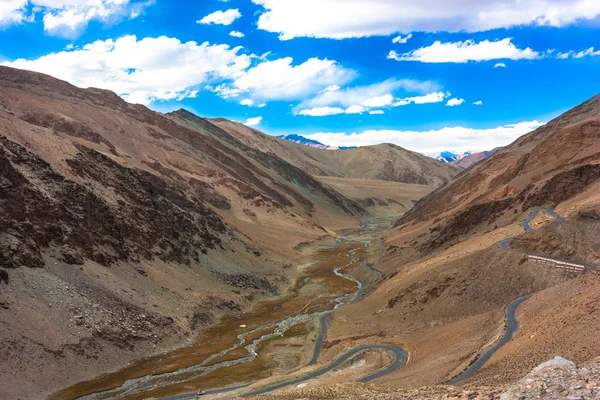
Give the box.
[50,217,400,400]
[0,65,598,400]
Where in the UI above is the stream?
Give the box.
[52,216,398,400]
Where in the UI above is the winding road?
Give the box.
[446,294,532,384]
[243,344,407,397]
[165,209,581,397]
[449,207,595,384]
[158,221,406,399]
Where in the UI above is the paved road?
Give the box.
[500,208,595,271]
[450,207,594,385]
[309,312,331,365]
[446,294,533,384]
[243,344,407,397]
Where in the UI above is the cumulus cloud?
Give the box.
[369,110,384,115]
[363,94,393,107]
[215,57,356,102]
[298,105,367,117]
[197,8,241,25]
[392,33,412,44]
[245,116,263,126]
[557,47,600,59]
[0,0,28,26]
[473,100,483,105]
[393,91,449,106]
[446,98,465,106]
[3,35,251,105]
[494,62,507,68]
[294,79,445,116]
[3,0,152,38]
[389,38,542,63]
[229,30,244,37]
[251,0,600,40]
[298,79,438,110]
[303,121,544,154]
[298,107,344,117]
[240,99,254,106]
[345,104,366,114]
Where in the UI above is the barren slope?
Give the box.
[452,147,501,169]
[210,118,460,187]
[315,94,600,392]
[0,65,367,399]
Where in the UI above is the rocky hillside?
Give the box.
[394,93,600,255]
[452,147,501,169]
[0,65,367,399]
[249,356,600,399]
[209,119,460,187]
[313,94,599,395]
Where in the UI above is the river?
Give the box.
[50,217,397,400]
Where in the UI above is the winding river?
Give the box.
[52,216,405,400]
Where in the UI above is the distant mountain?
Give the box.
[427,150,472,163]
[210,118,461,186]
[452,147,502,168]
[276,134,356,151]
[277,134,329,149]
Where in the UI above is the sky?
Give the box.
[0,0,599,154]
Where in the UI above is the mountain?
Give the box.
[427,150,472,163]
[451,147,502,168]
[210,118,461,187]
[322,94,600,390]
[277,133,330,149]
[276,133,356,150]
[0,66,372,398]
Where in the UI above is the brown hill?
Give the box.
[451,147,501,168]
[209,118,460,187]
[0,65,373,398]
[394,93,600,254]
[317,94,600,392]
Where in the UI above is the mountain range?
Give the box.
[1,64,599,400]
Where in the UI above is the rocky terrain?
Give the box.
[311,93,600,395]
[210,119,460,186]
[246,356,600,399]
[452,148,501,169]
[0,65,378,400]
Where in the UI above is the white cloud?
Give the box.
[557,47,600,59]
[494,62,507,68]
[363,94,393,107]
[240,99,254,106]
[215,57,355,102]
[229,30,244,37]
[345,104,366,114]
[298,79,438,110]
[303,121,544,154]
[258,103,266,107]
[392,33,412,44]
[298,105,368,117]
[252,0,600,40]
[389,38,542,63]
[0,0,28,26]
[473,100,483,105]
[446,98,465,106]
[245,116,263,126]
[197,8,241,25]
[298,107,344,117]
[369,110,384,115]
[3,35,251,105]
[394,91,449,106]
[0,0,151,37]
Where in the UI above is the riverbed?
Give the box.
[50,217,397,400]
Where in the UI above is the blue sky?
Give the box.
[1,0,599,154]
